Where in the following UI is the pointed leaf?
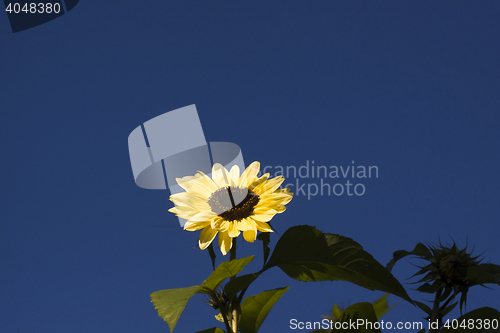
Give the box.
[468,263,500,286]
[224,273,260,300]
[440,301,457,317]
[239,287,289,333]
[199,256,254,294]
[196,328,226,333]
[150,285,200,332]
[331,303,343,319]
[416,281,444,294]
[414,301,432,315]
[208,243,217,271]
[257,232,271,266]
[372,293,395,319]
[214,313,225,323]
[437,287,453,303]
[264,225,412,303]
[338,302,382,333]
[386,243,431,272]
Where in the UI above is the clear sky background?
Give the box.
[1,1,499,332]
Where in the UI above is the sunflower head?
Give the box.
[168,161,293,255]
[412,241,482,313]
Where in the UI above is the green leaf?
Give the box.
[414,301,432,315]
[437,287,453,303]
[468,263,500,286]
[198,256,255,294]
[386,243,431,272]
[416,281,445,294]
[264,225,412,303]
[239,287,289,333]
[208,243,217,271]
[150,285,200,333]
[320,295,395,333]
[337,302,382,333]
[195,328,226,333]
[440,301,457,317]
[257,232,271,267]
[439,307,500,332]
[151,257,254,332]
[331,303,343,319]
[371,293,395,319]
[214,313,225,323]
[224,273,259,300]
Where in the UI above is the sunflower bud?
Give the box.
[438,254,468,284]
[206,289,229,310]
[410,241,482,314]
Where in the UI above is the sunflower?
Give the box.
[168,161,293,255]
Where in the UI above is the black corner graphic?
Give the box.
[64,0,78,12]
[3,0,79,33]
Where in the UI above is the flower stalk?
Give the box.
[229,238,238,333]
[429,287,444,333]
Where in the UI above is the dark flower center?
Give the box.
[438,254,468,283]
[207,186,259,222]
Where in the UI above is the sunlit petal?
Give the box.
[228,222,241,238]
[176,175,214,198]
[212,163,231,188]
[243,229,257,243]
[188,211,216,222]
[251,213,276,223]
[239,161,261,187]
[199,227,218,250]
[229,165,240,186]
[184,221,211,231]
[254,221,273,232]
[218,231,232,256]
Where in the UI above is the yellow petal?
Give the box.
[239,161,260,188]
[236,218,256,231]
[229,165,240,186]
[169,205,201,220]
[273,205,287,213]
[176,175,214,198]
[259,193,293,206]
[195,170,219,192]
[184,221,211,231]
[251,213,276,223]
[212,163,231,188]
[261,176,285,195]
[218,231,232,256]
[249,173,270,195]
[228,222,241,238]
[253,207,278,215]
[212,216,230,232]
[199,226,218,250]
[188,211,216,222]
[253,220,273,232]
[170,192,210,210]
[243,229,257,243]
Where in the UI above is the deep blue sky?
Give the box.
[1,1,499,332]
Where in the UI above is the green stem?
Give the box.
[430,287,444,333]
[219,304,233,333]
[439,294,454,314]
[229,238,238,333]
